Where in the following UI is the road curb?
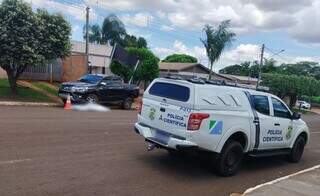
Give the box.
[0,101,62,107]
[242,164,320,195]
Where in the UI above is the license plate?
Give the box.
[154,130,170,144]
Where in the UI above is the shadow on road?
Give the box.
[135,151,293,178]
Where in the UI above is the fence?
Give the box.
[21,59,62,82]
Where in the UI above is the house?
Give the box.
[219,74,258,85]
[20,41,114,82]
[159,62,233,81]
[158,62,259,88]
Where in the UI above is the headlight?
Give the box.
[71,86,88,93]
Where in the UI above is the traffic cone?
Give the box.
[64,94,72,110]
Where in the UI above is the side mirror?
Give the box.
[291,112,301,120]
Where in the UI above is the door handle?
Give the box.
[274,123,280,126]
[160,107,166,112]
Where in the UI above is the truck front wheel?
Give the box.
[287,136,305,163]
[215,140,244,177]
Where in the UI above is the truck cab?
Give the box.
[134,78,309,176]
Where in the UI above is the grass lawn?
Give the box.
[0,79,53,102]
[31,81,58,96]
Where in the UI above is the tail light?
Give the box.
[138,99,143,114]
[187,113,209,131]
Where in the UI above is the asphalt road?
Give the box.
[0,106,319,196]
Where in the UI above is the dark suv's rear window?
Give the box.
[149,82,190,102]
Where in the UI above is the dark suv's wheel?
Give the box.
[287,136,306,163]
[122,97,133,110]
[86,94,99,104]
[215,140,244,176]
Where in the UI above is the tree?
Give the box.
[137,37,147,48]
[162,54,198,63]
[102,14,126,46]
[0,0,71,94]
[219,61,250,76]
[83,24,102,44]
[123,35,147,48]
[110,61,133,83]
[126,48,159,85]
[262,73,320,107]
[111,48,159,86]
[201,20,236,80]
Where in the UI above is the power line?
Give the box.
[264,46,289,62]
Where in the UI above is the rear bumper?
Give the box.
[134,122,198,150]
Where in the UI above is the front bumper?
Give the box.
[134,122,198,150]
[58,91,86,103]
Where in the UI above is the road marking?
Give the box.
[243,164,320,195]
[0,159,31,165]
[109,122,135,125]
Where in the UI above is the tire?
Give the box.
[86,94,99,104]
[287,136,306,163]
[215,140,244,177]
[122,97,133,110]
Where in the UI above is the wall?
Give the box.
[61,54,87,82]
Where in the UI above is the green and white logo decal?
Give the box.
[149,108,156,120]
[286,125,293,140]
[209,120,223,134]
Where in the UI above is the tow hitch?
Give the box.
[147,143,157,151]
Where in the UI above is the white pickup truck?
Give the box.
[134,78,309,176]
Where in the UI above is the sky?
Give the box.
[20,0,320,71]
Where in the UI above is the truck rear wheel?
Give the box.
[122,97,133,110]
[215,140,244,177]
[287,136,305,163]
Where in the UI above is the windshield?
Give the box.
[78,75,103,84]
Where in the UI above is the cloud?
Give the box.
[289,0,320,44]
[160,25,174,32]
[29,0,98,21]
[86,0,319,45]
[242,0,312,12]
[120,13,153,27]
[153,41,261,70]
[153,41,319,72]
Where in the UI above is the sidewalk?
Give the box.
[311,108,320,115]
[0,101,61,107]
[243,165,320,196]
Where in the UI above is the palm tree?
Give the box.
[83,24,102,44]
[201,20,236,80]
[102,14,126,46]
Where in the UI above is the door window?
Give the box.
[251,95,270,115]
[272,98,291,119]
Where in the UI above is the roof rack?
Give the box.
[161,76,270,92]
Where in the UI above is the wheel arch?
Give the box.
[215,129,249,153]
[290,129,309,148]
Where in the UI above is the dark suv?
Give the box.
[58,74,139,109]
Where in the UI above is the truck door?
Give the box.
[270,97,293,148]
[97,78,114,102]
[250,95,278,150]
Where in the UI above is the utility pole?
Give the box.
[85,6,91,74]
[256,43,265,89]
